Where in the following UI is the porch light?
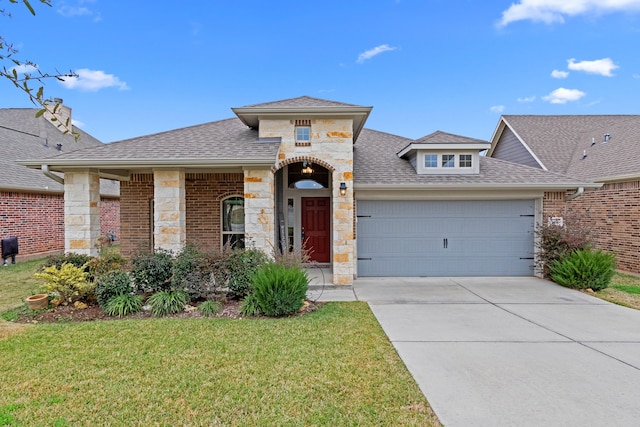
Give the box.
[339,182,347,196]
[301,161,314,176]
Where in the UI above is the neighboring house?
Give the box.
[18,97,593,283]
[1,105,120,261]
[489,115,640,274]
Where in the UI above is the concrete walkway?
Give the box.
[350,277,640,427]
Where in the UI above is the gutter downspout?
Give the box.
[42,164,64,185]
[566,186,584,201]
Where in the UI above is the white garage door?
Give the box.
[356,200,535,277]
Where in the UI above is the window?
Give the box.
[442,154,455,168]
[424,154,438,168]
[221,196,244,249]
[459,154,472,168]
[295,126,310,143]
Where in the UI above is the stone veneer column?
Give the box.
[64,170,100,257]
[243,169,275,253]
[153,169,186,253]
[332,170,355,285]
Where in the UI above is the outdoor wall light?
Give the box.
[339,182,347,196]
[301,161,314,176]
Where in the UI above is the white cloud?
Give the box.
[59,68,129,92]
[357,44,397,64]
[57,1,101,22]
[517,96,536,103]
[551,69,569,79]
[567,58,619,76]
[633,73,640,79]
[497,0,640,27]
[10,64,38,74]
[543,87,586,104]
[490,105,505,113]
[72,119,85,128]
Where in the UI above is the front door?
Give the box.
[301,197,330,263]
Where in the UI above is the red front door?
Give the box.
[302,197,330,263]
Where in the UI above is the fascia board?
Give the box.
[354,182,602,191]
[18,158,275,171]
[398,143,491,157]
[591,173,640,183]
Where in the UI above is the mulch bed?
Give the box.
[14,299,324,324]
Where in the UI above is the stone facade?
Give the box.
[153,170,186,253]
[243,169,275,251]
[64,170,101,257]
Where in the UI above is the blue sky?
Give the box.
[2,0,640,143]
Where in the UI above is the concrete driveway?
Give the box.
[353,277,640,427]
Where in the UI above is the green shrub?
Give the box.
[171,245,216,299]
[104,294,143,317]
[87,253,128,281]
[147,290,189,317]
[550,249,616,291]
[239,293,262,317]
[34,262,93,304]
[43,253,93,272]
[131,250,174,293]
[223,248,270,299]
[252,263,309,317]
[96,271,133,309]
[199,300,222,317]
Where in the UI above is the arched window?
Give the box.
[221,196,244,249]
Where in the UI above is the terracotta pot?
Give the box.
[26,294,49,310]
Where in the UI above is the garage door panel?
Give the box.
[357,200,535,277]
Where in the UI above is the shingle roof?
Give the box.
[413,130,489,145]
[242,96,361,108]
[500,115,640,181]
[0,108,119,196]
[355,128,591,188]
[33,117,276,163]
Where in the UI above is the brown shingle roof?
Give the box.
[355,128,590,188]
[242,96,361,108]
[501,115,640,181]
[0,108,118,196]
[414,130,488,145]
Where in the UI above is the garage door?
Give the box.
[356,200,535,277]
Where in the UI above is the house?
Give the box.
[18,97,594,283]
[489,115,640,275]
[1,105,120,261]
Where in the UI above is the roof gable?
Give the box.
[242,96,361,108]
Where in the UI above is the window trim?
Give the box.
[221,195,245,249]
[295,126,311,143]
[442,154,456,168]
[424,154,438,168]
[459,154,472,168]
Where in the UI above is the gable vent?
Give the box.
[294,119,311,126]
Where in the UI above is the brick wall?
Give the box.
[0,191,121,259]
[120,173,244,258]
[543,184,640,274]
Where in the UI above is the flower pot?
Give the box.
[26,294,49,310]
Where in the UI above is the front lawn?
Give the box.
[0,258,47,314]
[0,302,440,426]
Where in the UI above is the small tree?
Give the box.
[536,218,592,278]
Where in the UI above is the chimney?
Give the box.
[43,98,72,134]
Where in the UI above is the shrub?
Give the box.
[104,294,143,317]
[34,262,93,304]
[87,253,128,282]
[131,250,174,293]
[239,293,262,317]
[199,300,222,317]
[147,290,189,317]
[171,245,216,300]
[223,248,270,299]
[43,253,93,272]
[536,220,592,278]
[550,249,616,291]
[96,271,134,309]
[252,263,309,317]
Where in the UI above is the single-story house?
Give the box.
[489,115,640,274]
[18,97,595,283]
[1,104,120,261]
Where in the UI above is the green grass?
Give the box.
[0,258,47,313]
[0,302,439,426]
[612,285,640,295]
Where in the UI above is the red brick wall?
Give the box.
[543,184,640,274]
[0,191,121,259]
[119,173,244,258]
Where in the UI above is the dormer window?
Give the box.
[442,154,455,168]
[425,154,438,168]
[460,154,472,168]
